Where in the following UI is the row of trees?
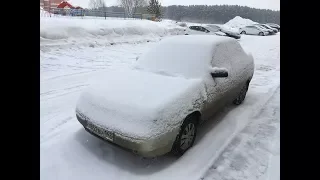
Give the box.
[89,0,161,18]
[163,5,280,24]
[88,0,280,24]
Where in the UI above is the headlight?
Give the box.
[76,109,89,121]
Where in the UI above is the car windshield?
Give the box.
[204,26,217,32]
[255,26,264,30]
[264,25,273,28]
[136,37,216,78]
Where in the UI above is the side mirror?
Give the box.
[210,67,228,78]
[136,56,139,61]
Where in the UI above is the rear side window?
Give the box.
[190,26,200,31]
[246,26,256,29]
[211,40,246,70]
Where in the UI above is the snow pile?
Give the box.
[40,17,186,48]
[224,16,257,29]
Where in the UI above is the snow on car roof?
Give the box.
[137,35,235,78]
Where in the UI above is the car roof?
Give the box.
[137,35,237,78]
[158,35,235,48]
[207,24,221,27]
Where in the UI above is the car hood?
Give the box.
[264,29,273,32]
[76,68,205,140]
[220,28,240,36]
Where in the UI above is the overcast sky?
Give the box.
[69,0,280,10]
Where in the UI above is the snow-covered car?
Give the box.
[239,25,269,36]
[259,24,278,33]
[185,25,241,39]
[266,23,280,31]
[254,25,275,35]
[75,35,255,157]
[207,24,241,39]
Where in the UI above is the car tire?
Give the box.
[233,83,249,105]
[259,32,264,36]
[185,34,189,35]
[240,31,246,34]
[172,114,199,156]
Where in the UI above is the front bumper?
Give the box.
[76,113,178,157]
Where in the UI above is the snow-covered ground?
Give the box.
[40,17,279,180]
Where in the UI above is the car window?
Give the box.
[211,40,245,69]
[190,26,201,31]
[201,27,210,32]
[208,25,220,31]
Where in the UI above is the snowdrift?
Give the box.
[40,18,186,48]
[224,16,257,29]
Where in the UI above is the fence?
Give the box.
[40,8,143,20]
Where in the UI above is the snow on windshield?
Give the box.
[136,35,228,78]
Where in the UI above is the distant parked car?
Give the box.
[207,24,241,39]
[254,25,275,35]
[259,24,278,33]
[186,25,241,39]
[266,23,280,31]
[76,35,255,157]
[239,25,269,36]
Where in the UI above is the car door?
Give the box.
[201,40,249,121]
[253,26,262,34]
[246,26,254,34]
[201,43,234,121]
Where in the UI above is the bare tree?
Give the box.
[89,0,107,18]
[89,0,106,10]
[118,0,147,18]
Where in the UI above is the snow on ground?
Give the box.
[40,17,279,180]
[201,87,280,180]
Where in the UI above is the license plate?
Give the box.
[87,122,114,142]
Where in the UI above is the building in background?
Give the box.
[40,0,73,11]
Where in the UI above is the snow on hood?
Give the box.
[76,68,206,140]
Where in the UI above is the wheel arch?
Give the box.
[185,111,201,125]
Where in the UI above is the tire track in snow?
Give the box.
[201,87,279,180]
[41,84,89,101]
[185,84,280,180]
